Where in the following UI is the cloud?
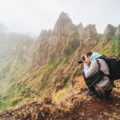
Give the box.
[0,0,119,35]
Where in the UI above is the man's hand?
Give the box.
[84,55,90,64]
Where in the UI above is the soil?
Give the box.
[0,91,120,120]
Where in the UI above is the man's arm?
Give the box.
[84,60,98,78]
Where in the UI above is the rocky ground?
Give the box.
[0,87,120,120]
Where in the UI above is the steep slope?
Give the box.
[0,31,35,110]
[0,31,34,81]
[0,79,120,120]
[0,12,120,119]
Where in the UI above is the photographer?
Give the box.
[80,52,113,99]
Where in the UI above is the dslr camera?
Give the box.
[78,55,85,64]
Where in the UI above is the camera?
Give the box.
[78,60,83,64]
[78,55,85,64]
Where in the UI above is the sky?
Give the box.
[0,0,120,36]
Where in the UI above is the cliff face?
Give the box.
[31,12,98,70]
[104,24,116,42]
[104,24,120,42]
[78,24,98,43]
[0,32,33,81]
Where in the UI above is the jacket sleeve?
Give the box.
[83,60,99,78]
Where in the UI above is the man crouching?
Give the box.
[82,52,113,99]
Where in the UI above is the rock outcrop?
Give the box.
[77,24,98,43]
[104,24,116,42]
[54,12,75,36]
[115,25,120,40]
[31,13,99,70]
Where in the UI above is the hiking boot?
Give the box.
[104,90,112,100]
[97,89,112,100]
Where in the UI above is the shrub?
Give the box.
[20,86,31,97]
[11,97,23,107]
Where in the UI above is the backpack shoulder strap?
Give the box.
[96,59,100,70]
[96,59,110,78]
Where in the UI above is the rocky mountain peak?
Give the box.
[84,24,97,34]
[38,30,52,41]
[58,12,71,21]
[77,23,83,32]
[104,24,116,42]
[78,24,97,43]
[54,12,75,35]
[115,25,120,40]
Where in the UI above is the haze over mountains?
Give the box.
[0,12,120,119]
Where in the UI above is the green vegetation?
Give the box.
[100,39,120,56]
[20,86,31,97]
[11,97,23,107]
[1,37,120,111]
[0,20,120,112]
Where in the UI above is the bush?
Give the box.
[0,100,7,109]
[11,97,23,107]
[20,86,31,97]
[0,100,12,111]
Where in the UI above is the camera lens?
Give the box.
[82,56,85,61]
[78,60,83,64]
